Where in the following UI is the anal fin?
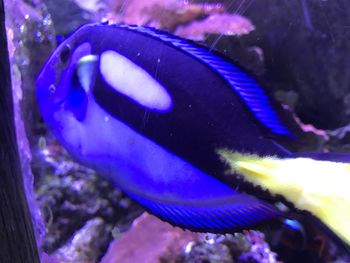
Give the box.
[125,189,282,233]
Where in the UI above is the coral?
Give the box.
[75,0,254,42]
[183,237,234,263]
[33,137,143,260]
[243,0,350,129]
[42,0,95,36]
[322,123,350,153]
[183,231,279,263]
[238,231,279,263]
[103,0,225,30]
[101,212,198,263]
[54,218,112,262]
[4,0,55,247]
[175,13,255,40]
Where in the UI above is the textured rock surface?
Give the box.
[241,0,350,129]
[79,0,254,42]
[33,138,143,260]
[53,218,112,263]
[101,212,282,263]
[42,0,95,36]
[175,13,255,40]
[101,213,198,263]
[183,231,279,263]
[4,0,55,248]
[103,0,225,29]
[324,123,350,153]
[190,0,350,129]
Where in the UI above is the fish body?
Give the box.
[37,23,350,246]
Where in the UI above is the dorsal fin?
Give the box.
[115,24,292,136]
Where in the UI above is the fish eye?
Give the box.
[60,44,71,64]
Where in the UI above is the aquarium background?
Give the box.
[4,0,350,262]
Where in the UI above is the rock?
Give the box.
[190,0,350,130]
[53,218,112,263]
[238,231,279,263]
[184,241,234,263]
[183,231,280,263]
[175,13,255,41]
[43,0,94,36]
[40,252,60,263]
[101,0,255,43]
[4,0,54,248]
[33,139,143,258]
[323,123,350,152]
[101,212,198,263]
[240,0,350,129]
[183,235,236,263]
[5,0,56,143]
[103,0,225,31]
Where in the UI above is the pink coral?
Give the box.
[104,0,224,30]
[101,213,198,263]
[175,13,255,40]
[101,0,254,40]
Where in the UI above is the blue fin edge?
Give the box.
[126,190,283,233]
[115,24,292,136]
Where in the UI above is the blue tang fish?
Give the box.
[36,23,350,247]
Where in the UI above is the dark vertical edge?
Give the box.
[0,0,40,262]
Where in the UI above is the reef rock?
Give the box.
[4,0,55,248]
[101,212,198,263]
[240,0,350,129]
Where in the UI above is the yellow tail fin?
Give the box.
[218,149,350,246]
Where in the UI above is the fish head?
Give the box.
[36,25,100,159]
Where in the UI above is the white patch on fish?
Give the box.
[100,50,173,111]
